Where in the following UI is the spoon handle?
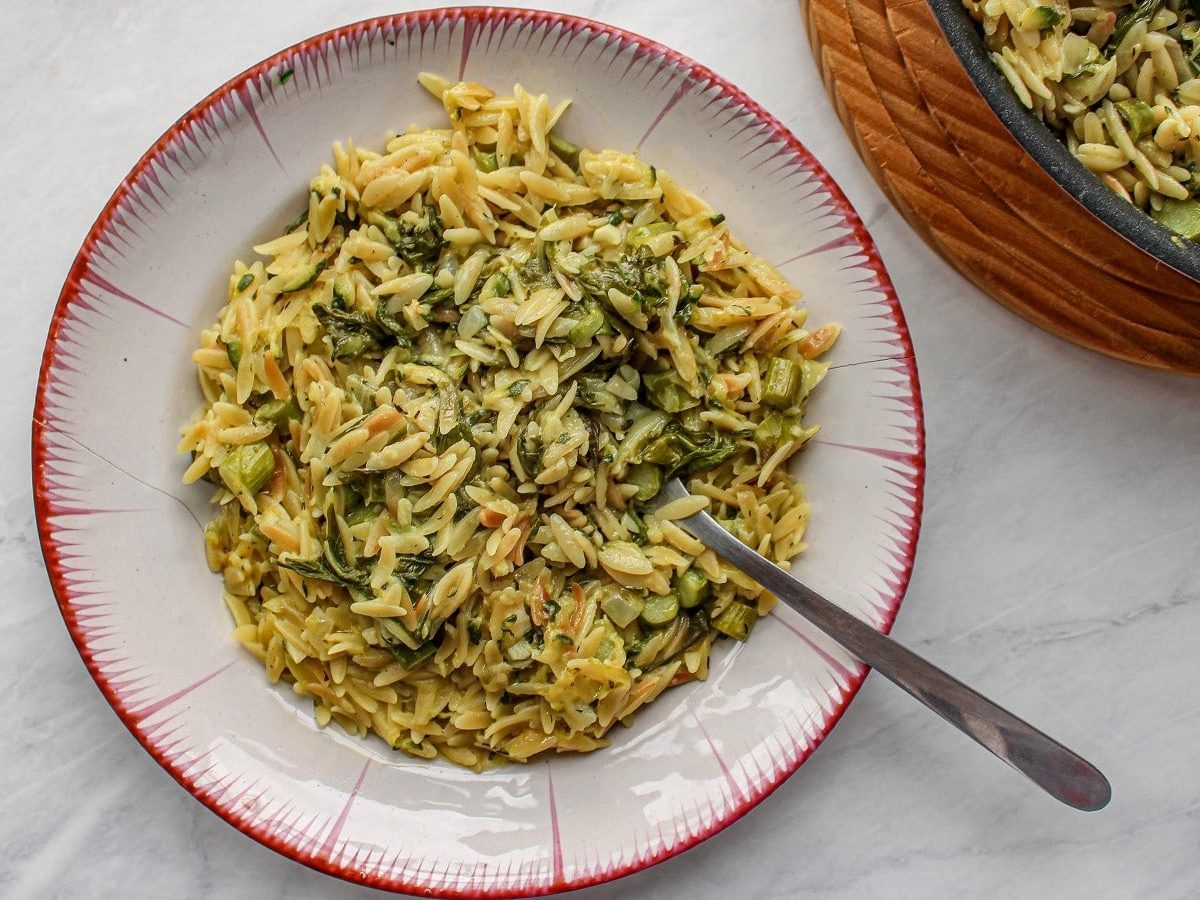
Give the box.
[673,493,1110,811]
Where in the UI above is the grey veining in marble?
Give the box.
[3,1,1198,898]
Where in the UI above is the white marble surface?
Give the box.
[3,1,1198,897]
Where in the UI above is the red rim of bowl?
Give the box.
[31,7,926,896]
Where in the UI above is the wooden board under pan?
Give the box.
[802,0,1200,374]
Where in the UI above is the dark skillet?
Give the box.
[927,0,1200,283]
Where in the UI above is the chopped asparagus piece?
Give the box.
[218,441,274,496]
[762,357,804,409]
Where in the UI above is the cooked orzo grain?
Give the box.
[179,76,838,768]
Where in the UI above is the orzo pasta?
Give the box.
[179,76,838,768]
[965,0,1200,236]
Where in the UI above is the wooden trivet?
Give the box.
[802,0,1200,374]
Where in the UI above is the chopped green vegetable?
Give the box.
[332,274,354,310]
[393,553,435,589]
[638,425,737,477]
[278,67,294,85]
[1021,5,1063,30]
[568,302,607,347]
[673,282,702,325]
[375,294,415,341]
[1109,0,1163,54]
[601,589,645,628]
[1116,98,1155,141]
[278,554,365,591]
[626,222,675,253]
[574,374,623,416]
[256,397,301,432]
[676,569,710,609]
[393,207,446,268]
[518,252,559,292]
[279,261,323,294]
[313,305,386,359]
[345,503,385,528]
[614,410,670,473]
[548,132,581,168]
[236,273,254,293]
[753,411,798,455]
[643,371,700,413]
[712,600,758,641]
[390,641,437,669]
[224,338,242,369]
[576,252,666,307]
[507,379,530,398]
[762,357,804,409]
[425,286,457,307]
[434,386,478,459]
[708,213,726,226]
[492,273,511,297]
[682,608,711,648]
[640,592,679,627]
[473,150,499,173]
[1061,33,1103,77]
[515,420,543,477]
[218,441,274,496]
[284,208,309,234]
[626,462,662,502]
[1152,197,1200,240]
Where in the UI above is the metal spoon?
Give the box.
[651,477,1111,811]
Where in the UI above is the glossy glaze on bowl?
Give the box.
[33,10,923,895]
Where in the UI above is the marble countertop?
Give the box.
[4,1,1198,897]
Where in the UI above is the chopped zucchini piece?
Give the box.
[640,592,680,627]
[1153,198,1200,240]
[1020,5,1064,31]
[1116,98,1155,141]
[626,463,662,502]
[676,569,711,609]
[567,302,606,347]
[548,132,581,168]
[332,274,354,310]
[712,600,758,641]
[224,338,242,369]
[279,261,322,293]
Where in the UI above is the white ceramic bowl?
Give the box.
[33,9,923,895]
